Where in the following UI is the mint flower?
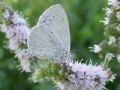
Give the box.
[90,44,102,53]
[108,0,120,7]
[91,0,120,65]
[33,62,115,90]
[0,4,32,72]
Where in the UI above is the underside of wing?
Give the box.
[28,4,70,60]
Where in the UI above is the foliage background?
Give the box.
[0,0,120,90]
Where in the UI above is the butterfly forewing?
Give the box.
[28,4,70,60]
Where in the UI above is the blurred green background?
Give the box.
[0,0,120,90]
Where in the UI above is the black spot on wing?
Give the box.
[62,18,64,21]
[49,19,52,21]
[43,19,46,23]
[51,32,53,34]
[49,35,51,38]
[44,54,46,56]
[53,15,55,18]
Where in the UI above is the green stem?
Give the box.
[103,55,111,69]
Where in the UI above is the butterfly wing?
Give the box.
[28,4,70,60]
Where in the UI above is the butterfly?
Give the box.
[28,4,71,62]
